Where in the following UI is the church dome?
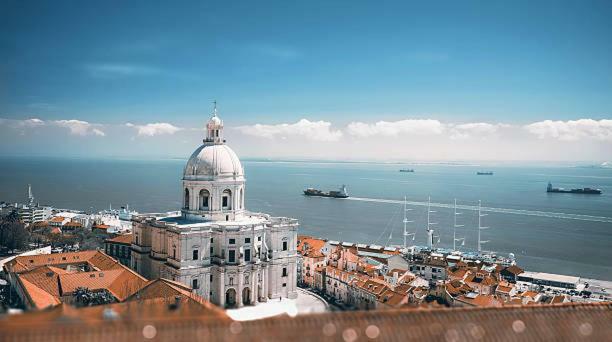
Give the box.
[183,144,244,180]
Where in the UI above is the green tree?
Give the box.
[0,211,29,253]
[72,287,115,307]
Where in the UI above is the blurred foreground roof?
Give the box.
[0,302,609,341]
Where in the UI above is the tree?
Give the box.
[0,211,29,253]
[72,287,115,307]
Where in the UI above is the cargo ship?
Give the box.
[400,169,415,173]
[477,171,494,175]
[303,185,349,198]
[547,182,602,195]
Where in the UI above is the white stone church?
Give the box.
[130,105,298,308]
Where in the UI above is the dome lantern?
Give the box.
[205,100,224,144]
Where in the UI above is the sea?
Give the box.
[1,156,611,281]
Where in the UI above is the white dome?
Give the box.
[183,144,244,180]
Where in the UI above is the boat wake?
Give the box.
[345,197,612,223]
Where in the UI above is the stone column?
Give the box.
[251,272,257,305]
[260,266,267,302]
[218,270,225,307]
[237,270,243,307]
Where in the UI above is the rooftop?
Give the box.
[2,302,608,340]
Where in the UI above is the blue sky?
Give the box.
[1,1,611,161]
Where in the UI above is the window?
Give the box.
[193,249,199,260]
[282,283,287,287]
[199,189,210,210]
[210,246,214,255]
[245,249,251,262]
[258,236,261,241]
[173,247,176,259]
[192,279,199,289]
[229,238,235,244]
[210,274,213,282]
[222,196,228,208]
[210,238,213,243]
[229,250,236,263]
[282,241,288,251]
[282,267,287,277]
[245,238,251,243]
[184,188,190,209]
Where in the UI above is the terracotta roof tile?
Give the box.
[106,234,133,244]
[0,302,610,340]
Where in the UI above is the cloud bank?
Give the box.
[524,119,612,141]
[54,120,105,136]
[346,119,445,137]
[236,119,343,142]
[126,122,182,136]
[1,117,610,160]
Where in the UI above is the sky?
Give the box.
[1,0,611,162]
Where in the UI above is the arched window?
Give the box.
[222,189,232,210]
[199,189,210,210]
[184,188,190,209]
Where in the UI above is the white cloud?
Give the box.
[54,119,105,136]
[524,119,612,141]
[449,122,506,140]
[236,119,343,142]
[346,119,445,137]
[127,122,182,136]
[23,118,45,126]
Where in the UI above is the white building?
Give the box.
[131,105,299,308]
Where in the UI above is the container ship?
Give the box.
[303,185,349,198]
[400,169,415,173]
[547,182,602,195]
[477,171,494,175]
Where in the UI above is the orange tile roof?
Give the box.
[297,235,327,258]
[105,233,133,244]
[17,276,62,309]
[1,303,610,340]
[8,250,148,308]
[92,224,111,229]
[503,265,524,275]
[457,294,503,307]
[5,250,122,274]
[49,216,65,223]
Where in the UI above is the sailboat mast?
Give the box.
[478,200,481,252]
[454,199,457,251]
[403,196,407,248]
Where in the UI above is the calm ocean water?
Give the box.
[1,156,611,280]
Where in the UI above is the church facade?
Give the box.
[130,106,298,308]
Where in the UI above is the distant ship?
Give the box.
[304,185,349,198]
[400,169,415,173]
[477,171,494,175]
[547,182,602,195]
